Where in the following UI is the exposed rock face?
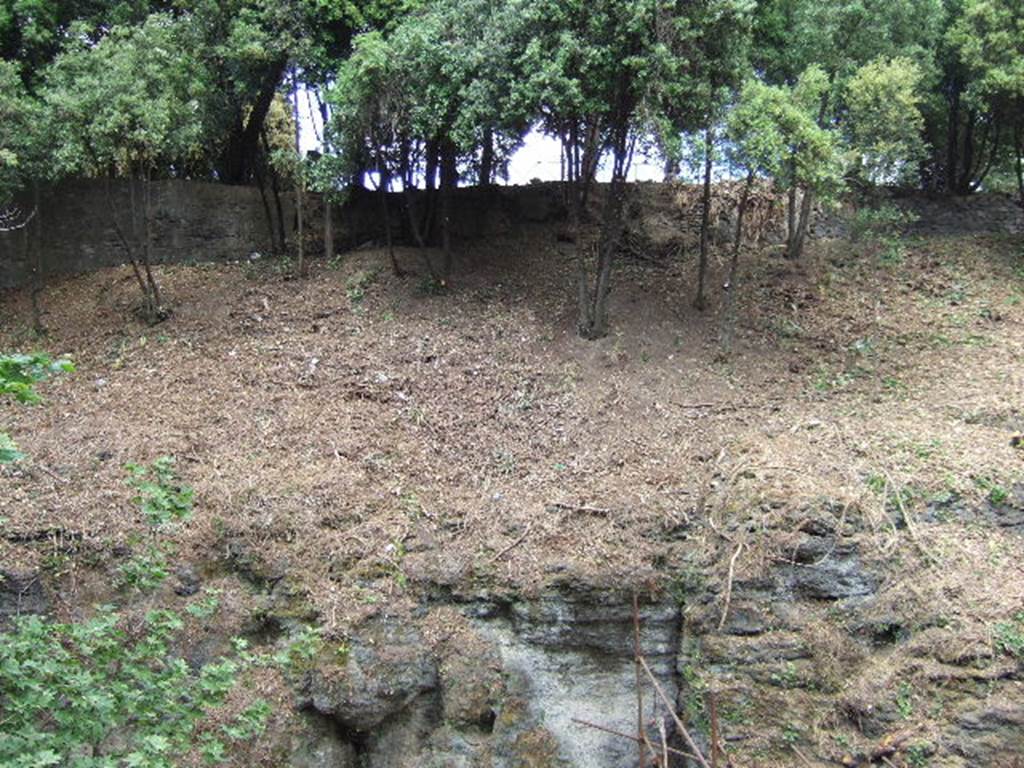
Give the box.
[300,617,439,732]
[296,588,680,768]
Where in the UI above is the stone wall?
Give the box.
[2,178,1019,291]
[0,180,566,290]
[0,179,293,290]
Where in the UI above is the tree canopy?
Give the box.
[2,0,1022,335]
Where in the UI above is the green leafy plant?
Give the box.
[125,457,194,528]
[896,681,914,719]
[994,612,1024,657]
[345,268,378,303]
[187,588,223,620]
[0,353,73,465]
[0,431,24,464]
[118,543,172,592]
[0,352,74,403]
[0,607,264,768]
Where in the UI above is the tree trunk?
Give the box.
[291,66,307,278]
[720,172,754,357]
[254,160,278,255]
[946,86,960,195]
[219,59,287,184]
[578,125,632,340]
[480,127,494,187]
[958,110,976,196]
[787,187,814,260]
[439,140,458,282]
[404,188,439,281]
[121,173,159,322]
[377,155,402,276]
[260,129,287,252]
[694,126,714,311]
[786,180,797,248]
[425,140,439,192]
[324,197,334,261]
[30,182,45,336]
[1014,124,1023,209]
[141,170,163,322]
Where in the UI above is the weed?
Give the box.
[993,612,1024,657]
[0,607,265,766]
[0,432,23,464]
[126,457,194,528]
[770,661,800,689]
[882,376,907,395]
[906,742,931,767]
[493,449,518,477]
[186,588,223,620]
[720,697,752,726]
[912,439,942,459]
[346,268,379,303]
[781,724,802,745]
[974,476,1009,506]
[988,486,1009,505]
[850,337,877,356]
[118,543,171,592]
[419,275,446,295]
[273,624,324,673]
[896,681,914,719]
[334,640,352,665]
[0,352,75,404]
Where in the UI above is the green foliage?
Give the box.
[125,456,194,529]
[0,352,73,403]
[0,431,23,464]
[118,542,172,592]
[0,607,266,768]
[187,588,223,620]
[0,352,72,465]
[42,13,208,179]
[727,68,845,200]
[949,0,1024,112]
[994,611,1024,657]
[345,267,379,303]
[846,56,927,183]
[849,202,916,243]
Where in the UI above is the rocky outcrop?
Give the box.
[294,586,681,768]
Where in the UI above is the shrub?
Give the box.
[0,352,74,404]
[0,431,23,464]
[0,352,73,464]
[125,456,194,528]
[0,608,266,767]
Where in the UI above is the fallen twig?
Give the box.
[639,656,713,768]
[717,542,744,632]
[489,525,531,563]
[791,745,816,767]
[549,501,611,516]
[570,719,699,763]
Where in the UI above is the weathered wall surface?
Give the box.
[0,180,566,290]
[2,179,1019,291]
[0,179,294,290]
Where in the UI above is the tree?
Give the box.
[845,56,928,186]
[654,0,754,310]
[43,14,208,323]
[515,0,699,338]
[949,0,1024,206]
[328,0,529,285]
[727,71,844,261]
